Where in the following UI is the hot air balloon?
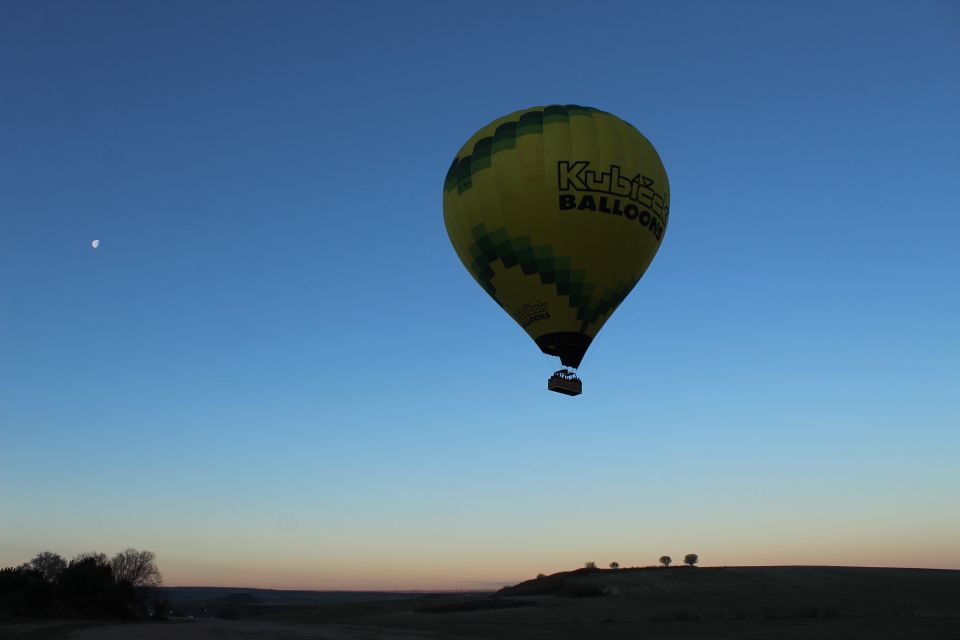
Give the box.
[443,105,670,395]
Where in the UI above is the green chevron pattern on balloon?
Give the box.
[466,224,637,328]
[444,105,604,195]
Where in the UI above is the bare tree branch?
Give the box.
[111,548,162,588]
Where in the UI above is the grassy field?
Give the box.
[2,566,959,639]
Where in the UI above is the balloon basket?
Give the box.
[548,369,582,396]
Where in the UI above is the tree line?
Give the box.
[0,549,164,620]
[580,554,700,571]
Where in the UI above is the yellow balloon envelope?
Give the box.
[443,105,669,369]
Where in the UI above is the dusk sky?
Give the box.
[1,0,958,590]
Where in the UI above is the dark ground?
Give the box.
[3,566,959,639]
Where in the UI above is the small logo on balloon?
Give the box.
[513,300,551,328]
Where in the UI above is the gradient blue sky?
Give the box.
[1,0,958,589]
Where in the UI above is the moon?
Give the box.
[91,239,100,249]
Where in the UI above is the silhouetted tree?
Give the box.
[111,549,162,588]
[609,562,619,569]
[659,555,672,567]
[58,554,127,617]
[684,553,699,567]
[584,561,597,570]
[25,551,66,582]
[536,573,547,579]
